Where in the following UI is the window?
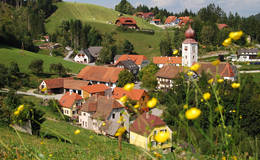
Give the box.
[192,46,195,53]
[154,130,157,135]
[72,111,76,114]
[78,90,82,95]
[184,46,188,51]
[193,56,195,59]
[185,56,187,59]
[112,113,115,119]
[160,129,167,132]
[73,90,76,93]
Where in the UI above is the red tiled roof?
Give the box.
[165,16,177,24]
[116,17,136,25]
[112,87,146,101]
[152,19,161,22]
[59,92,82,108]
[156,65,184,79]
[81,84,109,94]
[115,54,148,65]
[130,113,166,136]
[77,66,124,83]
[43,77,73,89]
[217,24,228,30]
[197,62,235,78]
[142,12,154,18]
[182,38,198,44]
[178,16,192,25]
[80,95,124,120]
[63,80,90,90]
[153,56,182,64]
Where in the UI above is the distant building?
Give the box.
[153,56,182,68]
[150,19,161,25]
[134,12,154,19]
[74,46,103,64]
[115,17,138,29]
[114,54,149,70]
[164,16,178,26]
[80,84,110,99]
[236,48,260,62]
[114,60,139,76]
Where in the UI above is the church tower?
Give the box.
[182,25,198,67]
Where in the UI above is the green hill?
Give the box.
[0,45,85,74]
[45,2,169,59]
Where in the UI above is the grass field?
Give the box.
[0,45,85,74]
[0,95,148,160]
[45,2,168,60]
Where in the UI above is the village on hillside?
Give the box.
[1,0,260,159]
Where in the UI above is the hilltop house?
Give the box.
[77,66,124,89]
[115,17,138,29]
[112,87,149,108]
[178,16,192,26]
[236,48,259,62]
[134,12,154,20]
[80,84,110,99]
[130,113,172,151]
[74,46,103,64]
[114,60,139,76]
[78,95,129,135]
[150,19,161,25]
[39,78,90,96]
[164,16,178,26]
[59,92,83,119]
[153,56,182,68]
[114,54,149,70]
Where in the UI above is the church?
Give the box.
[156,25,237,90]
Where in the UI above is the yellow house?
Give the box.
[130,113,172,152]
[59,92,83,119]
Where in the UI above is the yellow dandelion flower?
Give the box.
[123,83,134,91]
[240,115,242,119]
[117,116,125,124]
[153,152,162,158]
[215,105,223,112]
[232,109,236,113]
[89,135,93,139]
[14,110,20,116]
[49,154,53,157]
[203,92,211,101]
[217,79,224,83]
[231,83,240,88]
[208,78,214,84]
[212,59,220,66]
[201,99,204,102]
[115,127,126,137]
[222,38,232,47]
[190,63,200,71]
[154,131,170,143]
[17,104,24,112]
[74,129,80,135]
[119,95,127,103]
[185,107,201,120]
[187,71,193,76]
[229,31,243,40]
[172,49,178,55]
[222,156,226,160]
[40,141,44,145]
[147,97,158,108]
[102,122,106,126]
[228,134,231,137]
[183,104,188,109]
[134,103,140,109]
[232,156,237,160]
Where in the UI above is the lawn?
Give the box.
[238,64,260,71]
[0,45,85,74]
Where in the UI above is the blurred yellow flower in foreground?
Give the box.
[119,95,127,103]
[231,83,240,88]
[102,122,106,126]
[17,104,24,112]
[212,59,220,66]
[183,104,188,109]
[115,127,126,137]
[203,92,211,101]
[222,38,232,47]
[14,110,20,116]
[185,107,201,120]
[217,79,224,83]
[208,78,214,84]
[190,63,200,71]
[123,83,134,91]
[134,103,140,109]
[187,71,193,76]
[172,49,178,55]
[147,97,157,108]
[153,152,162,158]
[154,131,170,143]
[74,129,80,135]
[229,31,243,40]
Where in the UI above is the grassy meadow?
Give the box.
[45,2,168,60]
[0,45,85,74]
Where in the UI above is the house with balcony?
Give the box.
[236,48,260,62]
[130,113,172,152]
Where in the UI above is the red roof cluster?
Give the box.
[116,17,136,25]
[115,54,148,65]
[153,56,182,64]
[81,84,109,94]
[112,87,146,101]
[59,92,82,108]
[130,113,166,136]
[43,77,73,89]
[164,16,177,24]
[152,19,161,22]
[77,66,124,83]
[217,24,228,30]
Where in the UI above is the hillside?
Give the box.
[0,45,85,74]
[254,13,260,21]
[45,2,168,59]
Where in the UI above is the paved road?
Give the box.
[239,70,260,73]
[64,50,74,61]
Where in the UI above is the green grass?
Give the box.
[239,64,260,71]
[240,73,260,84]
[45,2,167,60]
[0,45,85,74]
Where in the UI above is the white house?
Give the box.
[74,53,89,64]
[237,48,259,62]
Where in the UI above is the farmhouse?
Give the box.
[80,84,110,99]
[164,16,178,26]
[134,12,154,19]
[74,46,103,64]
[78,95,129,135]
[77,66,124,88]
[114,60,139,76]
[114,54,149,70]
[153,56,182,68]
[130,113,172,151]
[115,17,138,29]
[236,48,259,62]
